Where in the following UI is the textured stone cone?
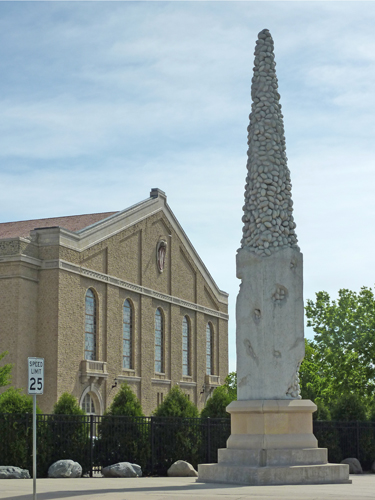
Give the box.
[241,29,298,257]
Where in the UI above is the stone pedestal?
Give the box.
[198,400,351,485]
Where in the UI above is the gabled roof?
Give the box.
[0,212,117,239]
[0,188,228,303]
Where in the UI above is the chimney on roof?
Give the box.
[150,188,166,200]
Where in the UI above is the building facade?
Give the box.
[0,189,229,415]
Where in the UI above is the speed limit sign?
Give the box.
[28,357,44,395]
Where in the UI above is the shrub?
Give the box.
[0,387,40,413]
[106,383,144,417]
[0,388,41,473]
[97,384,148,470]
[330,393,367,422]
[0,351,12,388]
[53,392,85,415]
[42,393,89,477]
[153,385,198,417]
[201,386,233,418]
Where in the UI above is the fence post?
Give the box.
[356,421,360,462]
[207,418,211,463]
[90,415,94,478]
[150,417,155,474]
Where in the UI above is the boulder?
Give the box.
[48,460,82,478]
[102,462,141,478]
[0,466,30,479]
[167,460,198,477]
[341,458,363,474]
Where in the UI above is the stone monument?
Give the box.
[198,29,350,485]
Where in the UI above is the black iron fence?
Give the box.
[0,413,230,477]
[1,414,375,477]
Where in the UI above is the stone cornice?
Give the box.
[29,193,228,304]
[42,259,229,321]
[0,254,42,267]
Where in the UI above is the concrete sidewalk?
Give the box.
[0,475,373,500]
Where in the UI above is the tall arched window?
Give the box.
[182,316,190,376]
[82,393,96,414]
[155,308,163,373]
[123,299,132,369]
[206,323,213,375]
[85,289,96,360]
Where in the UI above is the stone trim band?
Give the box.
[42,259,229,321]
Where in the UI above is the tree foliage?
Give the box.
[153,385,198,417]
[305,287,375,406]
[106,383,144,417]
[53,392,85,415]
[0,351,12,388]
[0,387,41,413]
[201,385,234,418]
[224,372,237,401]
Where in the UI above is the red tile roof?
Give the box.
[0,212,118,239]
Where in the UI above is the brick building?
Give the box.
[0,188,228,415]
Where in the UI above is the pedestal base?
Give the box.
[198,400,351,485]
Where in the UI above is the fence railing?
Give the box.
[1,414,374,476]
[0,413,231,477]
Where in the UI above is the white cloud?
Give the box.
[1,1,375,371]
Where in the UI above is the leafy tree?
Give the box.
[46,393,88,476]
[153,385,198,417]
[0,387,41,413]
[152,385,199,473]
[0,387,41,473]
[224,372,237,401]
[106,383,144,417]
[330,393,367,422]
[305,287,375,405]
[97,383,148,470]
[53,392,85,415]
[201,385,234,418]
[0,351,12,388]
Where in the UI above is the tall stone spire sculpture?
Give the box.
[198,29,350,485]
[238,27,303,401]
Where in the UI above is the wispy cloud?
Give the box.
[1,2,375,369]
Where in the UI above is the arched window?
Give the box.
[155,308,163,373]
[85,289,96,361]
[206,323,213,375]
[123,299,132,369]
[182,316,190,376]
[82,393,96,414]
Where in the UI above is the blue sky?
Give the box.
[1,1,375,372]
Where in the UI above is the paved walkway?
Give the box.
[0,475,374,500]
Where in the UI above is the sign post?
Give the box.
[28,357,44,500]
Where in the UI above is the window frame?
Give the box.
[155,308,164,373]
[122,299,133,370]
[84,288,97,361]
[182,315,191,376]
[206,322,214,375]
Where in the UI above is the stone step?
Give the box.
[218,447,328,467]
[198,462,351,486]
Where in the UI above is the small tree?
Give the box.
[106,383,144,417]
[0,351,12,388]
[330,393,367,422]
[0,387,40,413]
[46,392,88,476]
[153,385,198,418]
[201,386,234,419]
[97,383,147,470]
[0,388,41,472]
[152,385,199,472]
[224,372,237,401]
[53,392,85,415]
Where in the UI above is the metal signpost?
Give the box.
[28,357,44,500]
